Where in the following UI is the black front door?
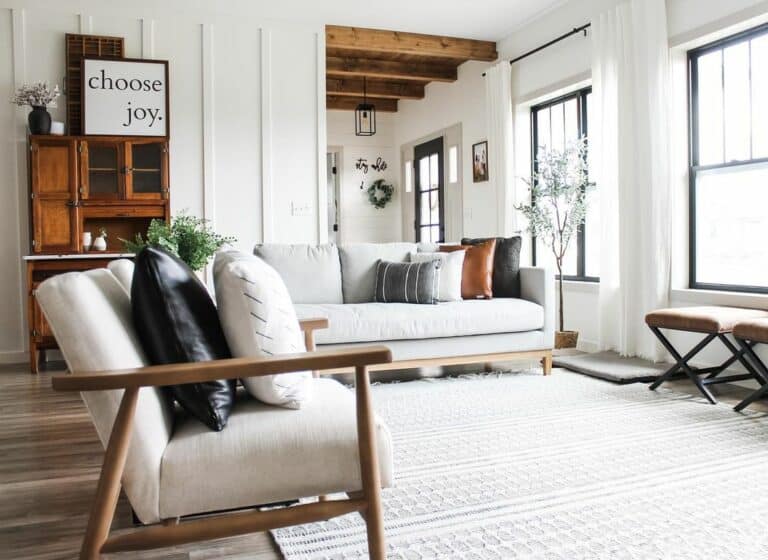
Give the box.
[414,137,445,243]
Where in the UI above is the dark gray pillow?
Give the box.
[373,259,440,304]
[461,236,522,298]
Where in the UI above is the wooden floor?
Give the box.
[3,358,766,559]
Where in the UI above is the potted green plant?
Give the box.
[516,138,594,349]
[122,212,236,272]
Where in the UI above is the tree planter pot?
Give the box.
[28,106,51,135]
[555,330,579,349]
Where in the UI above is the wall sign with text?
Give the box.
[82,58,170,137]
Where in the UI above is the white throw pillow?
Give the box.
[213,250,312,408]
[409,251,465,302]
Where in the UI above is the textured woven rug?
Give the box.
[272,371,768,559]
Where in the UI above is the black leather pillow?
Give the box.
[461,236,522,298]
[132,246,235,431]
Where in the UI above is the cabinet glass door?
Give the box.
[127,142,167,199]
[83,143,121,199]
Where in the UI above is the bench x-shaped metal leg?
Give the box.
[648,327,760,404]
[734,339,768,412]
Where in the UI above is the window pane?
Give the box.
[694,162,768,287]
[430,225,440,243]
[752,34,768,158]
[697,50,725,165]
[563,98,579,144]
[404,160,413,193]
[536,107,551,155]
[723,42,751,162]
[550,102,565,151]
[420,192,430,225]
[430,190,440,225]
[536,238,577,277]
[448,145,458,183]
[418,156,429,192]
[430,154,439,189]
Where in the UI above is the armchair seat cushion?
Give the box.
[159,378,393,519]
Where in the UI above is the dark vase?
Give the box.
[28,106,51,135]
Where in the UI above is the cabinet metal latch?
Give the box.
[30,192,36,199]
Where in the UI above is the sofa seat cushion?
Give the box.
[294,299,544,345]
[160,379,393,518]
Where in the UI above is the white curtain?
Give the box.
[591,0,672,361]
[485,62,517,235]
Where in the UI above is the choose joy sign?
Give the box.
[82,58,169,137]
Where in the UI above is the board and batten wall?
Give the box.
[0,1,327,363]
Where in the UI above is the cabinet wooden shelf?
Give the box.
[26,134,171,372]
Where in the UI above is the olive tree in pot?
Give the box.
[516,138,594,349]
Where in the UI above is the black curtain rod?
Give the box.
[482,23,591,76]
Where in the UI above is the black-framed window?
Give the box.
[689,23,768,293]
[531,87,599,281]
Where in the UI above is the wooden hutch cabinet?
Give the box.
[26,134,170,372]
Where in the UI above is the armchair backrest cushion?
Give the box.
[254,244,343,304]
[214,250,312,408]
[35,269,173,524]
[107,258,134,294]
[338,242,417,303]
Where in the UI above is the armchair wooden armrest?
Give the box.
[52,345,390,392]
[299,317,330,378]
[50,344,390,559]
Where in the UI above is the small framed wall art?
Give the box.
[472,140,488,183]
[82,57,170,137]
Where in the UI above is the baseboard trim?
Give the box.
[0,350,28,365]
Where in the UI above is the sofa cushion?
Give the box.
[132,247,236,432]
[160,378,393,518]
[254,244,343,304]
[462,236,522,298]
[214,250,312,409]
[339,242,416,303]
[374,259,440,304]
[294,299,544,344]
[409,251,465,302]
[35,269,173,524]
[440,239,497,299]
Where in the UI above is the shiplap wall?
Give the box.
[0,1,327,362]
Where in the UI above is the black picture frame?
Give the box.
[472,140,488,182]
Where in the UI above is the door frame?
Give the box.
[327,146,343,244]
[413,136,445,243]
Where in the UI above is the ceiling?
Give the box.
[223,0,566,41]
[326,26,498,112]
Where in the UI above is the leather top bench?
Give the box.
[734,318,768,344]
[645,306,768,334]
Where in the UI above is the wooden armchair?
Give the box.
[37,269,393,560]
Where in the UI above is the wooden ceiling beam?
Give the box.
[327,25,497,62]
[327,56,457,82]
[326,96,398,112]
[326,78,425,100]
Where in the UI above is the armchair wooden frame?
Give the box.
[52,317,392,560]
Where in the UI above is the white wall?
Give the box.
[327,110,400,243]
[394,60,493,240]
[0,0,326,362]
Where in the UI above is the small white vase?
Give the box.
[82,231,92,251]
[92,235,107,251]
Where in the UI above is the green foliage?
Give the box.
[367,179,394,209]
[122,212,236,271]
[515,139,594,272]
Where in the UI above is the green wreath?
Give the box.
[367,179,394,209]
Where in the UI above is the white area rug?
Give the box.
[272,371,768,559]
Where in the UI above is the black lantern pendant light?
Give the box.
[355,77,376,136]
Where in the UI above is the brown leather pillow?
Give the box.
[440,239,497,299]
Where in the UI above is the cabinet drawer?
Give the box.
[81,205,166,219]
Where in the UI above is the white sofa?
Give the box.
[255,242,555,370]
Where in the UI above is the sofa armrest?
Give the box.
[520,267,555,349]
[51,346,391,392]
